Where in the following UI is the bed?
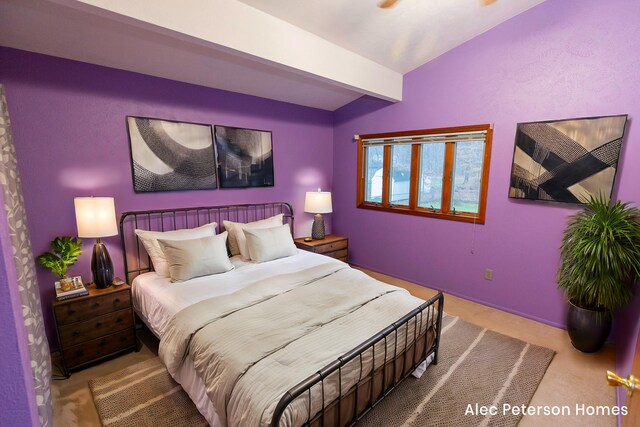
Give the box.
[119,202,443,427]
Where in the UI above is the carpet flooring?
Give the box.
[89,315,554,426]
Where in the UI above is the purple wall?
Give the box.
[0,188,39,424]
[332,0,640,411]
[2,0,640,417]
[0,47,334,349]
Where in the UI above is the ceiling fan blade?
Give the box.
[481,0,498,5]
[378,0,400,9]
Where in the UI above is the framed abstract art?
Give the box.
[509,115,628,204]
[127,116,217,192]
[214,125,274,188]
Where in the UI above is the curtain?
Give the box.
[0,84,52,426]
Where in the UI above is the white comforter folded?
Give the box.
[159,262,428,427]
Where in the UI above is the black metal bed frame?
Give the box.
[119,201,294,283]
[119,202,443,427]
[271,291,443,426]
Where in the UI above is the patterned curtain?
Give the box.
[0,85,52,426]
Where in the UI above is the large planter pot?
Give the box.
[566,300,611,353]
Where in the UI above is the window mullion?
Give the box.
[382,145,391,207]
[441,142,455,214]
[409,144,420,210]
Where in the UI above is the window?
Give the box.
[357,124,492,223]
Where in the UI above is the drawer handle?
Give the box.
[116,318,123,323]
[68,310,76,315]
[93,302,100,308]
[72,331,80,337]
[96,322,102,327]
[114,298,121,304]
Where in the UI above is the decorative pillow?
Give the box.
[223,214,284,258]
[243,225,297,263]
[157,232,233,282]
[134,222,217,277]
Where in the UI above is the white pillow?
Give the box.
[223,214,283,259]
[134,222,217,277]
[158,232,233,282]
[243,225,297,263]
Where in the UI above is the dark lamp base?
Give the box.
[92,241,114,289]
[311,214,326,240]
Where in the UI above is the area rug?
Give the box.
[89,357,207,427]
[90,316,554,427]
[358,315,555,426]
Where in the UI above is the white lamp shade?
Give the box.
[304,191,332,214]
[74,197,118,238]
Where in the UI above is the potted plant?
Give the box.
[557,195,640,352]
[37,236,82,291]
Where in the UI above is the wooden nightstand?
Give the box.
[294,234,348,262]
[53,283,136,376]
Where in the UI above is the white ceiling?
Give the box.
[0,0,547,111]
[238,0,547,74]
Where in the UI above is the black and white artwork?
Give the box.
[214,125,274,188]
[509,115,627,204]
[127,116,217,192]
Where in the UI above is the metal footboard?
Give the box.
[271,291,444,427]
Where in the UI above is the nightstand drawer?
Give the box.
[55,290,131,324]
[63,328,135,369]
[294,235,349,262]
[58,308,133,348]
[325,249,348,260]
[312,239,347,254]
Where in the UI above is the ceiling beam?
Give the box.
[49,0,403,103]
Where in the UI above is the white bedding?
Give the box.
[132,250,431,426]
[132,250,343,338]
[131,250,346,426]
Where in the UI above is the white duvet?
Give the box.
[132,250,343,338]
[132,251,348,426]
[132,251,430,426]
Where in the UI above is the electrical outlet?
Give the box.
[484,268,493,281]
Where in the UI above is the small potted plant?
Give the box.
[37,236,83,291]
[557,195,640,352]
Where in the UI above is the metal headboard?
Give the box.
[119,202,294,284]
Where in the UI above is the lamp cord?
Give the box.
[470,215,477,255]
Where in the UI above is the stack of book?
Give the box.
[55,277,88,301]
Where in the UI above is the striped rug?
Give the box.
[89,358,207,427]
[89,316,554,426]
[359,315,555,426]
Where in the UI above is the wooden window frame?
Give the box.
[357,124,493,224]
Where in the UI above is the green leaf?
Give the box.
[37,236,82,279]
[557,194,640,311]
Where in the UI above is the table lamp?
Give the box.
[304,189,332,240]
[74,197,118,288]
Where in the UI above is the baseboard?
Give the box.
[351,261,567,330]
